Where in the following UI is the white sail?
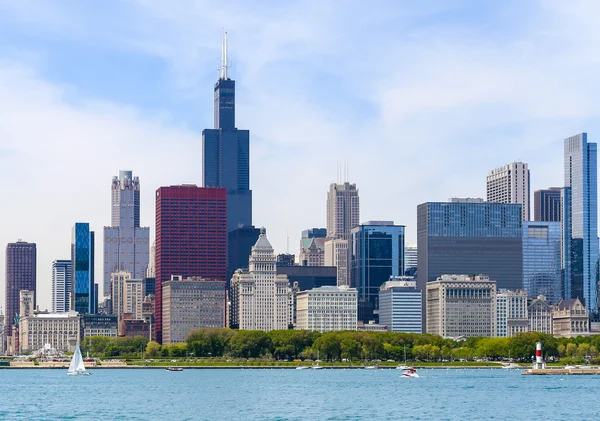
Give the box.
[68,344,88,375]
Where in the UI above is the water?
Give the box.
[0,368,597,420]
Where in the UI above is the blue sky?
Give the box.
[1,0,599,309]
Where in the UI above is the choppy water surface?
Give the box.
[0,368,597,420]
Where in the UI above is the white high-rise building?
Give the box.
[51,260,72,313]
[404,246,417,272]
[324,239,349,286]
[326,182,359,240]
[233,228,290,331]
[295,286,357,332]
[486,162,530,221]
[378,277,422,333]
[103,170,150,297]
[111,271,144,323]
[496,289,529,337]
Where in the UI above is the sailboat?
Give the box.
[68,343,90,376]
[396,345,414,370]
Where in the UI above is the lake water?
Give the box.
[0,368,597,420]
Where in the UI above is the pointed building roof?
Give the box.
[253,227,272,250]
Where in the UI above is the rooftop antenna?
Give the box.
[220,28,230,80]
[286,229,290,254]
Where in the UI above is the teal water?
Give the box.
[0,368,597,420]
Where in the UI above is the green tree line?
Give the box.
[80,330,600,364]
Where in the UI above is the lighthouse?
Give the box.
[533,342,546,369]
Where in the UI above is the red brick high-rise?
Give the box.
[155,186,227,343]
[5,241,37,344]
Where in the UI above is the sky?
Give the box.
[1,0,600,311]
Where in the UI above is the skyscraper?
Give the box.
[155,185,227,343]
[533,188,561,222]
[563,133,599,311]
[4,241,36,342]
[202,32,252,232]
[51,259,72,313]
[103,170,150,298]
[71,223,96,314]
[417,201,523,313]
[351,221,405,323]
[227,225,260,284]
[522,222,561,303]
[486,161,530,221]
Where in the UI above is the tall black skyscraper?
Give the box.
[202,31,252,232]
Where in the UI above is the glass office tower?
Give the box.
[522,222,561,303]
[351,221,405,323]
[563,133,599,312]
[71,223,96,314]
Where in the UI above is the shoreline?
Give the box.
[0,365,508,370]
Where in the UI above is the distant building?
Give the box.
[276,266,337,292]
[52,260,72,313]
[227,225,260,285]
[144,277,155,296]
[103,170,150,298]
[295,286,358,332]
[449,198,484,203]
[20,311,79,353]
[404,245,417,276]
[533,188,561,222]
[562,133,599,311]
[522,222,561,303]
[162,276,227,344]
[276,253,296,267]
[154,185,227,344]
[301,228,327,239]
[111,271,144,333]
[528,296,553,334]
[80,314,118,340]
[71,223,96,314]
[120,313,152,340]
[5,241,36,343]
[351,221,405,323]
[232,229,290,331]
[299,237,326,266]
[426,275,497,338]
[378,277,422,333]
[324,239,349,287]
[357,321,388,332]
[553,298,589,338]
[495,289,528,337]
[486,162,530,221]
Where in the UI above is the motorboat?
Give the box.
[502,363,520,369]
[67,343,91,376]
[396,365,413,370]
[166,366,183,372]
[402,368,419,378]
[364,365,379,370]
[296,365,310,370]
[311,364,324,370]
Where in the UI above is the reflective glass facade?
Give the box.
[523,222,561,303]
[351,223,405,323]
[417,202,523,302]
[563,133,599,311]
[71,223,96,314]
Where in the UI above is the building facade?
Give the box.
[426,275,497,338]
[71,223,96,314]
[528,296,553,334]
[295,286,358,332]
[299,237,326,267]
[202,33,252,232]
[5,241,36,342]
[155,185,227,343]
[111,271,144,329]
[232,229,290,331]
[19,312,79,353]
[80,314,118,339]
[103,170,150,298]
[486,161,530,221]
[562,133,599,311]
[522,221,561,303]
[404,245,417,276]
[351,221,405,323]
[533,188,561,222]
[51,260,72,313]
[324,239,349,286]
[162,276,227,344]
[276,266,337,292]
[326,182,360,240]
[378,277,422,333]
[552,298,590,337]
[417,201,523,294]
[495,289,528,337]
[227,225,260,284]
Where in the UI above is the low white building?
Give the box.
[19,311,80,353]
[528,295,553,334]
[496,289,529,337]
[296,286,358,332]
[378,277,422,333]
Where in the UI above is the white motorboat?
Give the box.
[402,368,419,378]
[296,365,310,370]
[311,364,324,370]
[67,343,90,376]
[364,365,379,370]
[502,363,520,369]
[166,367,183,372]
[396,365,413,370]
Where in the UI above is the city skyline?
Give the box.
[2,2,600,310]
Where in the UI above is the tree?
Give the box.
[557,344,566,358]
[146,341,160,357]
[341,338,362,361]
[566,343,577,357]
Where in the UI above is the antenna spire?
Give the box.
[220,28,230,80]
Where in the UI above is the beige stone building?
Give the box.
[552,298,589,338]
[528,295,553,334]
[426,274,497,338]
[324,239,349,286]
[111,271,144,332]
[296,286,357,332]
[233,228,290,331]
[299,237,326,267]
[20,311,80,353]
[162,276,227,344]
[496,289,529,337]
